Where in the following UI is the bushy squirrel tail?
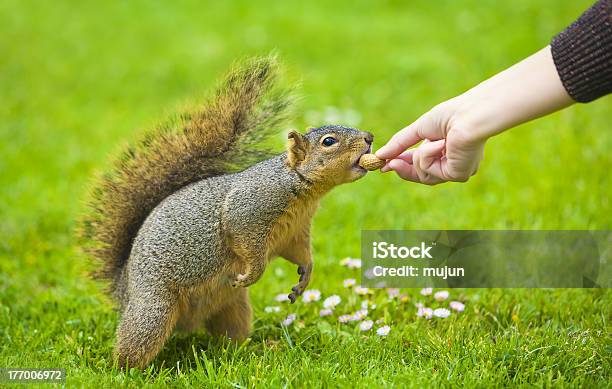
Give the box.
[79,56,293,297]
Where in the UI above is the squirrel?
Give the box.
[79,56,375,368]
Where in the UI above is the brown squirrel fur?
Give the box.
[79,56,374,368]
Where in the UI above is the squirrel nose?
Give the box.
[362,131,374,145]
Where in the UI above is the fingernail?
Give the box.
[375,147,388,158]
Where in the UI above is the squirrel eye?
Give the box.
[321,137,337,147]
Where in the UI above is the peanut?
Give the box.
[358,153,385,171]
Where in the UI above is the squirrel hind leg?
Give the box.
[114,291,180,369]
[204,288,252,341]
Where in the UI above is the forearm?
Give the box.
[453,46,574,142]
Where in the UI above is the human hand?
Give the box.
[375,99,486,185]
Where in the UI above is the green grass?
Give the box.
[1,0,610,387]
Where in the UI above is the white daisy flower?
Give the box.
[354,286,370,295]
[449,301,465,312]
[319,309,333,317]
[343,278,356,288]
[339,257,352,266]
[264,306,281,313]
[359,320,373,331]
[353,309,368,320]
[434,290,449,301]
[386,288,400,298]
[420,288,433,296]
[360,300,376,310]
[433,308,451,318]
[347,258,362,269]
[274,293,290,302]
[376,325,391,336]
[323,295,341,309]
[302,289,321,303]
[282,313,297,326]
[417,307,433,319]
[338,314,351,323]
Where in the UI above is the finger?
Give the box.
[411,146,427,183]
[387,158,421,182]
[376,121,422,159]
[381,148,415,173]
[396,148,415,162]
[416,139,446,178]
[412,141,446,185]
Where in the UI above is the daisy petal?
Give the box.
[323,295,342,309]
[434,290,449,301]
[420,288,433,296]
[417,307,433,319]
[355,286,370,295]
[376,325,391,336]
[282,313,297,326]
[302,289,321,303]
[433,308,451,318]
[359,320,373,331]
[275,293,290,302]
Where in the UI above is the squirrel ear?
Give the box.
[287,130,308,168]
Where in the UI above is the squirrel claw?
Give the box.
[287,263,311,303]
[288,285,304,301]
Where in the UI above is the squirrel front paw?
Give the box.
[288,264,312,303]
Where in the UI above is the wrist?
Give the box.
[447,46,574,144]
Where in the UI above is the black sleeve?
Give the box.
[551,0,612,102]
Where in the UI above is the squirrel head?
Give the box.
[286,125,374,188]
